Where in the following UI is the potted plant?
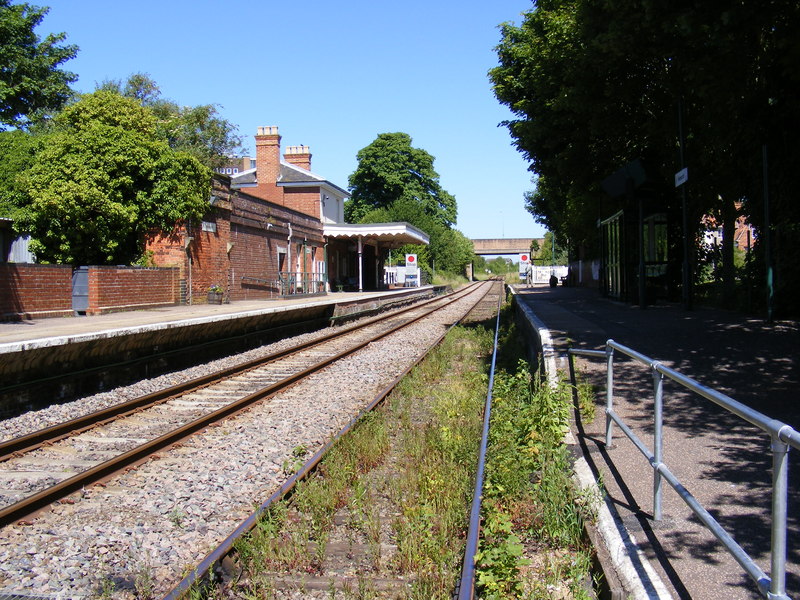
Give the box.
[207,284,224,304]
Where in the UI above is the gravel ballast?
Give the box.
[0,293,481,599]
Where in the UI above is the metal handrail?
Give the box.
[277,272,326,296]
[569,340,798,600]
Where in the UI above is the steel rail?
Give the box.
[161,280,499,600]
[0,282,486,528]
[456,283,505,600]
[0,285,473,462]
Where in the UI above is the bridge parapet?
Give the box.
[471,238,540,255]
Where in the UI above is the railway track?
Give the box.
[0,281,497,599]
[165,280,506,600]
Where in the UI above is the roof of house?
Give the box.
[231,161,349,197]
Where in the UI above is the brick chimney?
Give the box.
[254,126,281,202]
[284,145,312,171]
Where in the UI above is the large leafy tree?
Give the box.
[346,132,457,228]
[99,73,244,169]
[19,90,210,265]
[346,134,474,278]
[0,0,77,129]
[491,0,800,312]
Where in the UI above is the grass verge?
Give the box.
[475,315,598,599]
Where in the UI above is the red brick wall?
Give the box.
[0,263,73,321]
[87,266,179,315]
[187,215,231,303]
[228,189,324,300]
[284,187,321,220]
[145,174,326,303]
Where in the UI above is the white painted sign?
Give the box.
[404,254,420,287]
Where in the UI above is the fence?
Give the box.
[277,272,327,297]
[569,340,799,600]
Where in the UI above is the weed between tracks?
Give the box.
[198,307,597,599]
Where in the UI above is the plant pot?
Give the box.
[207,291,223,304]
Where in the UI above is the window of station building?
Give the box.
[201,221,217,233]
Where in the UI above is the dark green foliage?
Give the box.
[0,1,77,129]
[19,90,210,265]
[491,1,800,314]
[346,132,474,278]
[346,132,456,228]
[0,129,39,221]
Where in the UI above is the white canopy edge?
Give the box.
[323,222,430,247]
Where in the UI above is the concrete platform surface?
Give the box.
[514,283,799,600]
[0,289,422,348]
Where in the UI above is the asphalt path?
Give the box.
[515,284,799,600]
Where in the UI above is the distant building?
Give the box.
[147,125,428,302]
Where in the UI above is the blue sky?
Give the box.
[38,0,545,240]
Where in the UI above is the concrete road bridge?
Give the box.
[471,238,539,256]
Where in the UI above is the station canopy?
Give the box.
[323,222,429,248]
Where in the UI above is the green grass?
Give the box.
[476,357,597,599]
[222,326,492,599]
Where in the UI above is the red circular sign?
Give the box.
[521,254,529,262]
[407,255,416,263]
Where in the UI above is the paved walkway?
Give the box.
[515,284,800,599]
[0,290,407,346]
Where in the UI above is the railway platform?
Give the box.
[513,283,799,600]
[0,287,438,416]
[0,288,434,345]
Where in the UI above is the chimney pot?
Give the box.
[257,126,280,136]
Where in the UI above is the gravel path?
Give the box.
[0,292,479,599]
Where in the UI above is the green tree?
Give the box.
[99,73,244,169]
[346,132,457,228]
[0,129,39,221]
[491,0,800,313]
[19,90,210,265]
[0,1,77,129]
[346,133,472,278]
[536,231,568,266]
[486,256,514,276]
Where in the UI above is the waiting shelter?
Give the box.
[324,222,429,292]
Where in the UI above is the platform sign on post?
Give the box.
[519,253,530,283]
[405,254,419,287]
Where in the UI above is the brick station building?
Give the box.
[146,126,428,303]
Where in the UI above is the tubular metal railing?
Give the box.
[569,339,799,600]
[277,272,326,297]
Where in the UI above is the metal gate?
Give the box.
[72,266,89,315]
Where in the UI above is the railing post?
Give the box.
[652,366,664,521]
[605,344,615,448]
[769,432,790,600]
